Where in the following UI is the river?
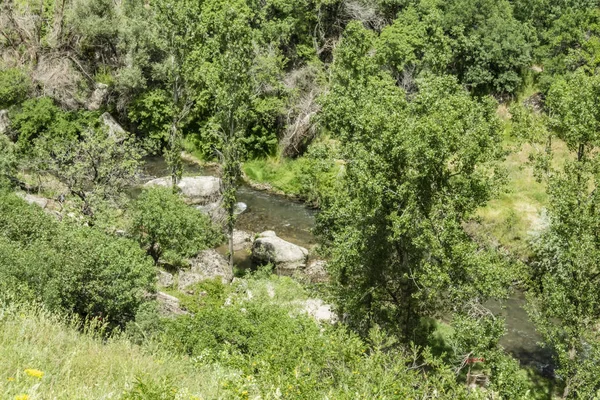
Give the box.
[141,156,553,372]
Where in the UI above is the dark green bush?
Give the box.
[130,187,223,265]
[0,191,155,327]
[0,68,30,108]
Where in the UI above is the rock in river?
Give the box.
[145,176,222,205]
[252,231,308,274]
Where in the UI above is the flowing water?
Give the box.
[141,156,553,371]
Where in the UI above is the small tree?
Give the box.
[151,0,204,189]
[130,187,222,265]
[32,121,144,223]
[187,0,256,273]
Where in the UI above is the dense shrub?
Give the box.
[0,68,30,109]
[130,187,223,265]
[157,280,467,399]
[0,191,155,327]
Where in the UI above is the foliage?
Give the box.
[157,277,475,399]
[31,118,144,222]
[318,31,512,339]
[525,70,600,398]
[0,191,155,327]
[130,187,222,265]
[0,67,30,108]
[0,134,17,184]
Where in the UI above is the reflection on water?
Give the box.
[141,156,552,371]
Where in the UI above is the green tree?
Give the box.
[525,71,600,398]
[148,0,205,188]
[31,119,144,222]
[317,22,511,340]
[187,0,257,272]
[130,187,222,265]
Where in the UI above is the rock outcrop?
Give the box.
[156,291,186,316]
[86,82,109,111]
[100,112,126,141]
[146,176,222,205]
[252,231,308,274]
[178,249,233,290]
[157,270,174,288]
[232,229,254,251]
[17,193,49,209]
[0,110,10,135]
[301,259,329,283]
[303,299,337,323]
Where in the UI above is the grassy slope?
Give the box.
[0,302,232,400]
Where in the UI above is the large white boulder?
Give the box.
[252,231,309,273]
[146,176,222,205]
[178,249,233,290]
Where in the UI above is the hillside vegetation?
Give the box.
[2,0,600,399]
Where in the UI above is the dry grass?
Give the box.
[474,136,570,257]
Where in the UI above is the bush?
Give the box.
[0,68,30,108]
[0,191,155,327]
[156,279,475,399]
[130,187,223,265]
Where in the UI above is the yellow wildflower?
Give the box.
[24,369,44,379]
[7,377,15,381]
[15,395,29,400]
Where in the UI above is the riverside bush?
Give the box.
[130,187,223,265]
[0,191,155,327]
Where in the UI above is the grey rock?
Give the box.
[252,231,308,273]
[232,229,253,251]
[303,299,337,324]
[146,176,222,205]
[302,259,329,283]
[17,193,49,209]
[178,249,233,290]
[86,82,109,111]
[100,112,127,141]
[234,202,247,215]
[156,291,186,316]
[0,110,10,135]
[157,270,174,288]
[196,200,226,224]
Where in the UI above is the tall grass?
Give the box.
[0,300,232,399]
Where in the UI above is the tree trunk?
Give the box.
[228,222,234,277]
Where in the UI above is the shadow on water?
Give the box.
[486,291,555,373]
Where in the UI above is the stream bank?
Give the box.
[142,155,553,373]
